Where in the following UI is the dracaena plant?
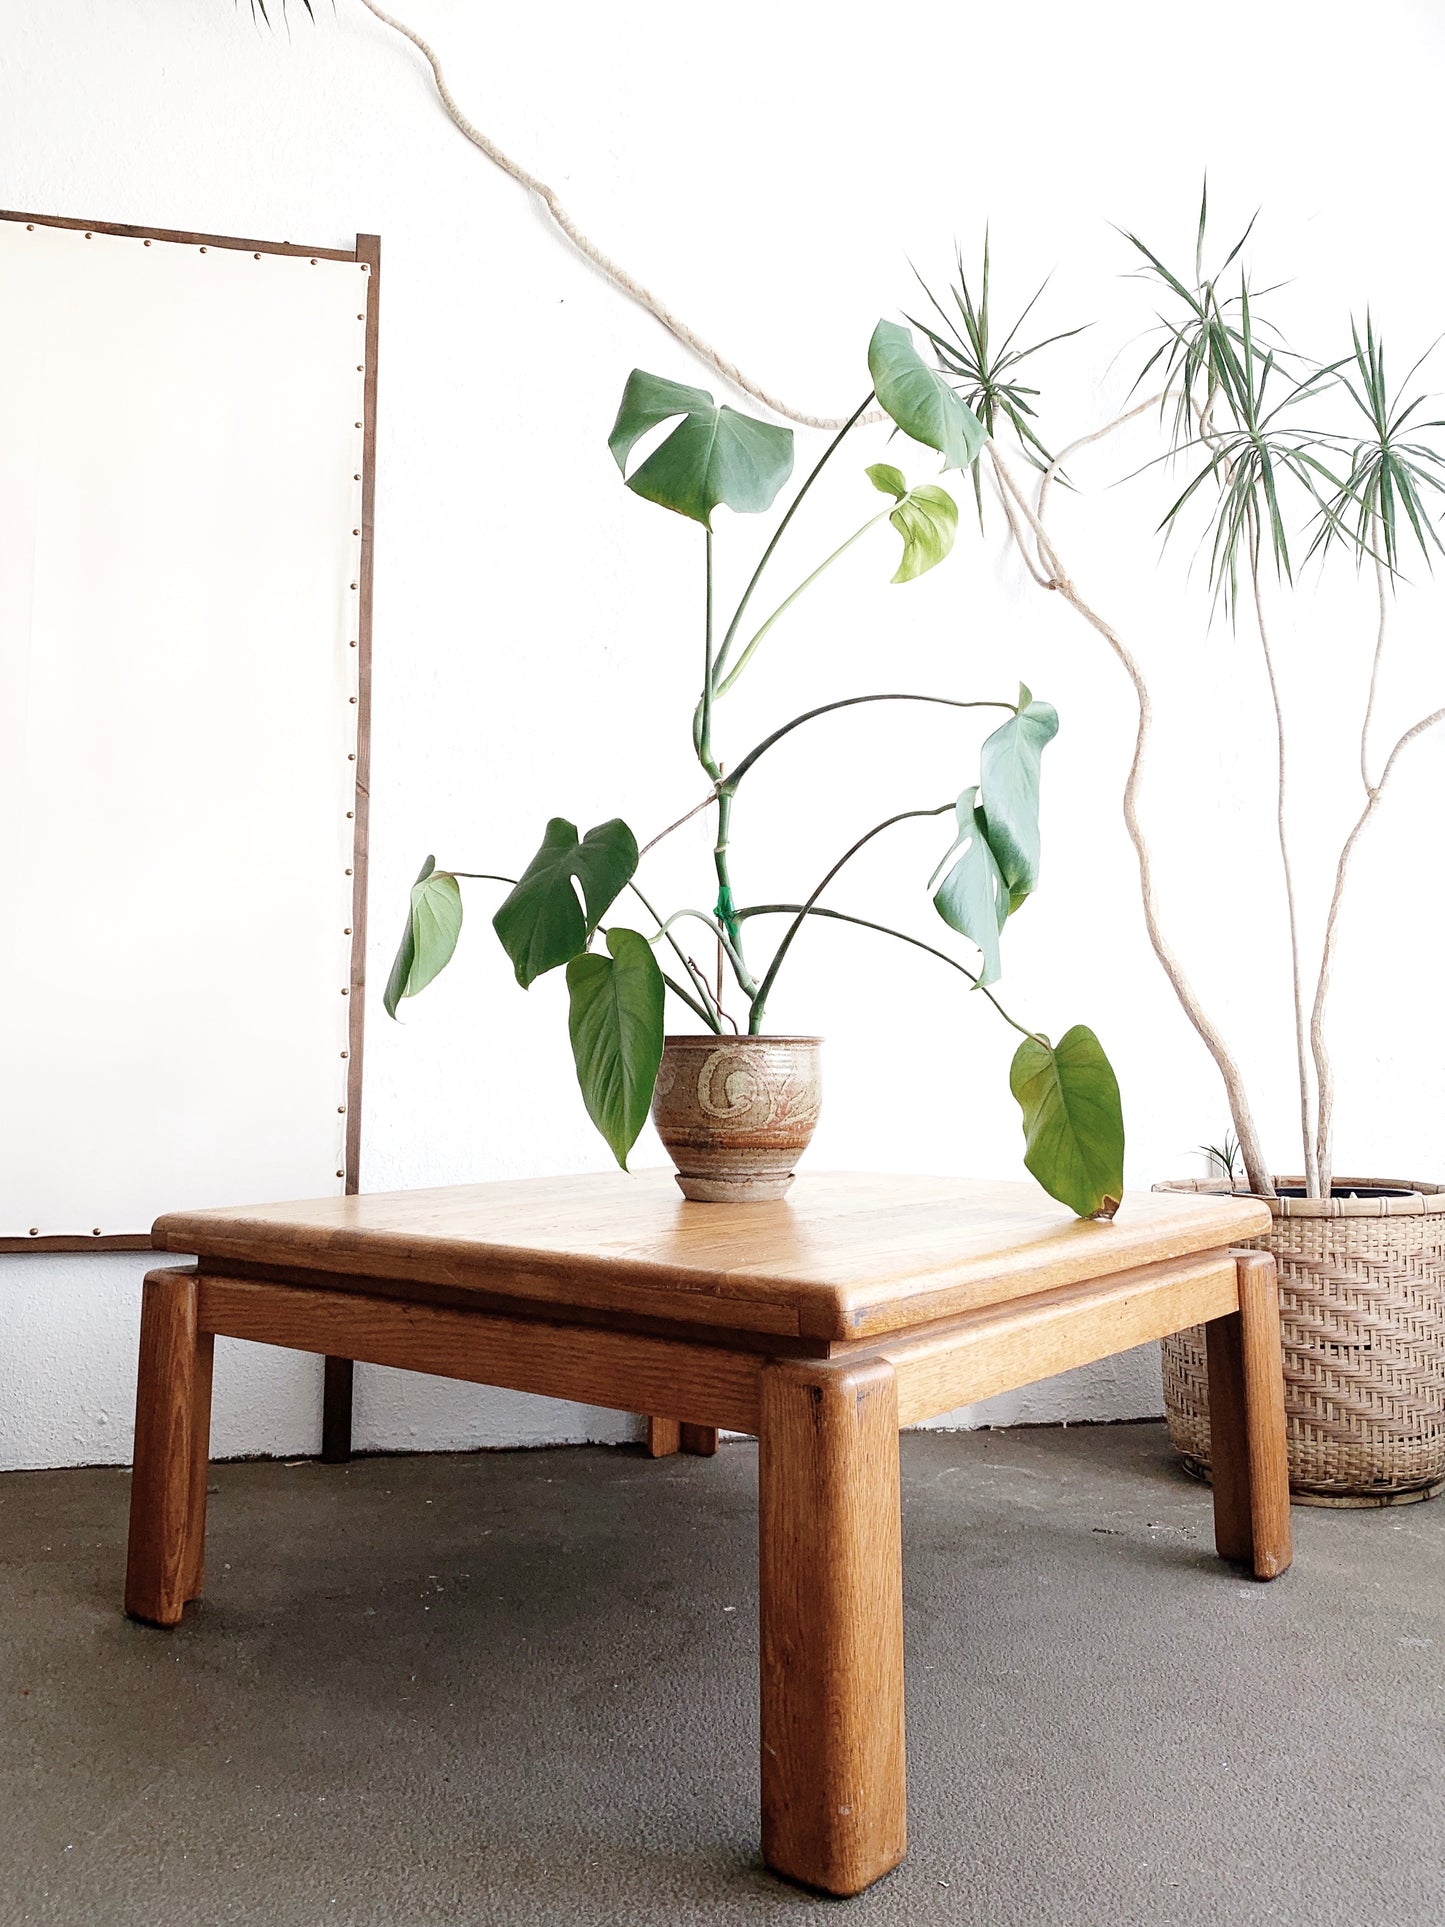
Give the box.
[915,187,1445,1202]
[384,322,1126,1218]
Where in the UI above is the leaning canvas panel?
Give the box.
[0,220,368,1236]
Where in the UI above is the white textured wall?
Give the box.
[2,0,1442,1468]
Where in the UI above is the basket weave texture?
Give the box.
[1157,1177,1445,1500]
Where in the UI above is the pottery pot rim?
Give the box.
[662,1034,823,1047]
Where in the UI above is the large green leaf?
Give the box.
[978,690,1059,913]
[566,928,666,1169]
[930,787,1008,985]
[868,320,988,472]
[383,857,464,1018]
[608,370,794,528]
[492,817,638,988]
[866,464,958,582]
[1009,1025,1125,1219]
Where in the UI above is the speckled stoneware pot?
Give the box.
[651,1035,822,1203]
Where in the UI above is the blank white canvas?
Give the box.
[0,220,368,1235]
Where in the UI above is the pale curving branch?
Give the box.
[1311,698,1445,1193]
[1036,393,1166,525]
[351,0,882,431]
[988,438,1276,1197]
[1360,550,1390,795]
[1247,512,1319,1197]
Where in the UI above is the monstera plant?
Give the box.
[385,322,1127,1218]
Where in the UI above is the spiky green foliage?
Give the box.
[1121,180,1274,463]
[1306,315,1445,572]
[908,233,1084,518]
[1154,287,1340,613]
[1200,1131,1242,1183]
[241,0,315,22]
[1123,188,1345,617]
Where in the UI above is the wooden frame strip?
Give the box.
[196,1272,763,1435]
[0,209,378,1255]
[0,208,357,259]
[884,1252,1238,1426]
[345,231,379,1195]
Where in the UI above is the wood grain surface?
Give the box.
[154,1171,1270,1343]
[1237,1251,1294,1577]
[883,1252,1238,1424]
[758,1357,906,1895]
[196,1274,762,1434]
[124,1271,213,1627]
[1205,1252,1293,1581]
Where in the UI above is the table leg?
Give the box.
[757,1357,906,1896]
[125,1269,214,1627]
[321,1355,355,1463]
[1205,1251,1293,1581]
[645,1417,719,1457]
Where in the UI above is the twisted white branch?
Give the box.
[1246,521,1318,1197]
[352,0,883,431]
[990,438,1276,1198]
[1311,699,1445,1193]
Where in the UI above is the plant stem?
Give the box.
[725,693,1015,791]
[988,440,1276,1197]
[698,527,720,782]
[658,969,718,1030]
[1247,509,1318,1197]
[691,393,878,986]
[710,786,754,994]
[736,903,1044,1042]
[687,527,751,1003]
[653,907,754,995]
[639,790,718,857]
[713,513,890,700]
[747,803,954,1033]
[627,879,722,1032]
[711,389,875,686]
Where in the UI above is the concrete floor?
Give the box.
[1,1425,1442,1927]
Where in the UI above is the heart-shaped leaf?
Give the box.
[867,464,959,582]
[868,320,987,472]
[383,856,463,1018]
[566,928,666,1169]
[1009,1025,1125,1219]
[608,370,794,528]
[492,817,638,988]
[979,693,1059,912]
[930,787,1008,985]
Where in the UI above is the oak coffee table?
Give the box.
[127,1172,1289,1896]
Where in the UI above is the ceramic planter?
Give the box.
[651,1035,822,1202]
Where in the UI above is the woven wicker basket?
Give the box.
[1157,1176,1445,1506]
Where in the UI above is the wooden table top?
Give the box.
[153,1170,1269,1343]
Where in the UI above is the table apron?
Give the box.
[194,1272,762,1434]
[882,1251,1238,1426]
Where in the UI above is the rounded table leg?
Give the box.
[758,1356,906,1895]
[125,1269,214,1627]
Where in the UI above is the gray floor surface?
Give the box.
[1,1423,1442,1927]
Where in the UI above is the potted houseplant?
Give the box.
[912,199,1445,1500]
[385,323,1126,1219]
